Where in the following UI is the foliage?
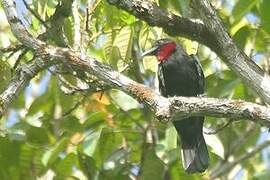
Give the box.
[0,0,270,179]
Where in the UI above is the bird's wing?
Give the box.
[158,65,167,96]
[190,55,205,94]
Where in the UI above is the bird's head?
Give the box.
[141,39,177,63]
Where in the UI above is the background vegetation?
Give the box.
[0,0,270,179]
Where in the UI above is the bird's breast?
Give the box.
[159,60,199,97]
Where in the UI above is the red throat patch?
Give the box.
[157,42,177,62]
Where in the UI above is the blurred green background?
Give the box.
[0,0,270,179]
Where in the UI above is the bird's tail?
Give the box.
[174,118,209,173]
[180,133,209,173]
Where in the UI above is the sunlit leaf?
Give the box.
[259,0,270,34]
[110,90,139,111]
[204,129,225,159]
[26,126,49,145]
[232,0,260,22]
[139,143,165,180]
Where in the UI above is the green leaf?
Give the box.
[233,25,251,49]
[78,152,98,179]
[110,90,139,111]
[60,115,83,133]
[232,0,259,22]
[120,11,136,25]
[26,126,49,145]
[42,138,68,166]
[0,60,11,92]
[54,153,78,177]
[83,111,107,129]
[165,124,177,151]
[63,17,74,46]
[93,128,124,168]
[114,26,133,61]
[204,132,224,159]
[254,29,270,52]
[27,93,53,116]
[82,129,102,157]
[19,144,44,177]
[142,56,157,72]
[260,0,270,34]
[0,137,21,179]
[139,143,165,180]
[168,158,201,180]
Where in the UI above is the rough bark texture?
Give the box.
[106,0,270,105]
[0,59,52,117]
[1,0,270,127]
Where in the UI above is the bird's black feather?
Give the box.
[156,40,209,173]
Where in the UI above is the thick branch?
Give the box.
[107,0,270,105]
[2,0,270,127]
[0,59,52,117]
[191,0,270,104]
[106,0,214,49]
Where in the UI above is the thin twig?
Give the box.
[22,0,48,29]
[72,0,81,51]
[204,119,234,135]
[109,94,145,131]
[0,44,24,53]
[210,139,270,179]
[63,96,87,116]
[12,48,28,71]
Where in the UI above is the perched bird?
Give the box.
[142,39,209,173]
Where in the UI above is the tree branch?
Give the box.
[106,0,213,48]
[2,0,270,127]
[210,139,270,179]
[0,58,53,117]
[191,0,270,104]
[106,0,270,105]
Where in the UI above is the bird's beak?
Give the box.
[141,46,158,57]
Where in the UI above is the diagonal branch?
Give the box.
[191,0,270,104]
[106,0,213,48]
[106,0,270,105]
[0,58,53,117]
[210,139,270,179]
[2,0,270,127]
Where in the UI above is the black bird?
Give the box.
[142,39,209,173]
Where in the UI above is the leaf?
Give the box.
[60,115,83,133]
[142,56,157,72]
[19,144,44,177]
[54,153,78,177]
[232,26,251,49]
[232,0,259,22]
[0,137,21,179]
[63,17,74,46]
[84,111,107,129]
[204,129,225,159]
[27,93,53,116]
[168,158,201,180]
[260,0,270,34]
[139,143,165,180]
[120,11,136,25]
[165,124,178,151]
[114,26,133,61]
[0,60,11,92]
[26,126,49,145]
[82,129,102,157]
[93,128,124,168]
[254,29,270,52]
[78,152,98,179]
[110,90,139,111]
[42,138,69,166]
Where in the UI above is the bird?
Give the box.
[141,39,209,173]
